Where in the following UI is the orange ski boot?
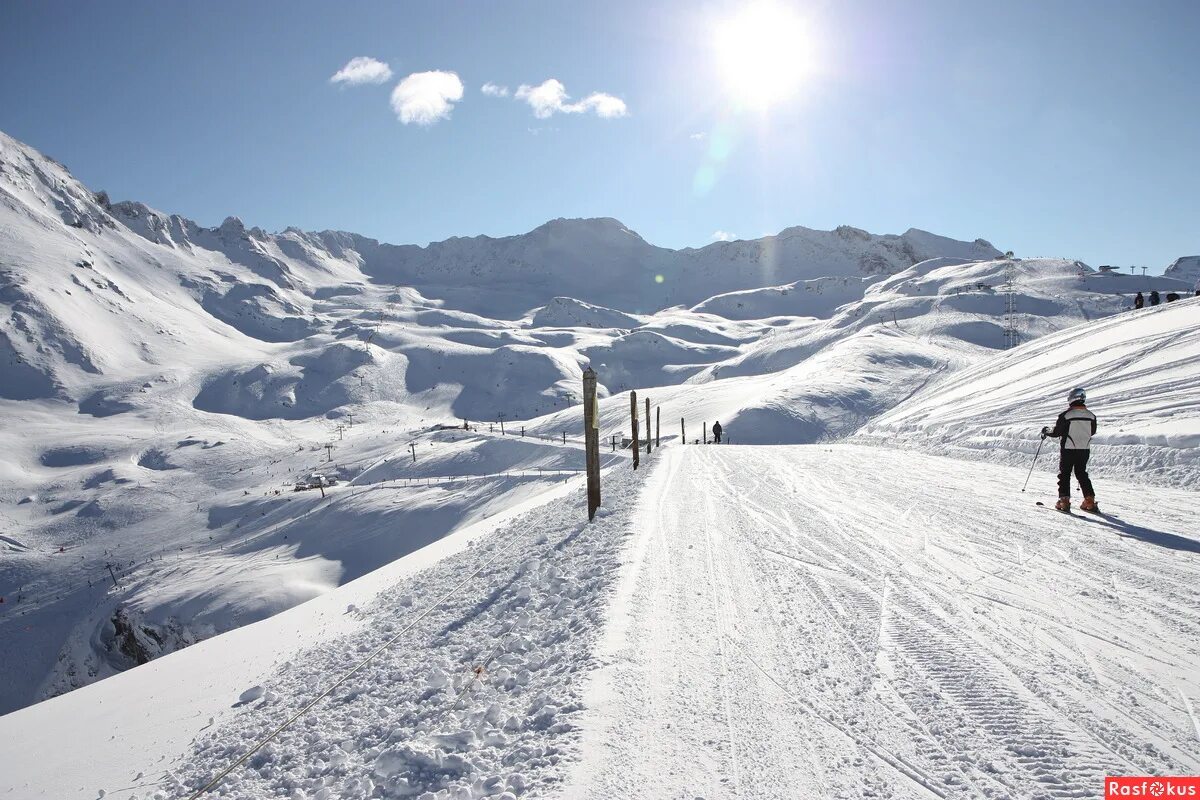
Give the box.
[1080,496,1099,513]
[1054,497,1071,512]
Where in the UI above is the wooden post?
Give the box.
[704,422,708,445]
[583,368,601,521]
[562,431,566,444]
[656,406,660,448]
[499,415,506,435]
[409,443,417,463]
[681,418,686,445]
[645,397,651,454]
[630,391,640,470]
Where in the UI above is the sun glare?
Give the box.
[714,2,812,108]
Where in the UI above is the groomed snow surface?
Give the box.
[3,445,1199,799]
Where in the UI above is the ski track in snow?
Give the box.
[568,445,1200,800]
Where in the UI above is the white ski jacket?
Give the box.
[1048,404,1097,451]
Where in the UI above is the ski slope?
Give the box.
[571,446,1200,799]
[3,445,1197,799]
[862,295,1200,488]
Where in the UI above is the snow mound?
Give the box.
[692,275,874,320]
[531,297,643,329]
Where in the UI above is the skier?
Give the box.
[1195,277,1200,297]
[1041,387,1098,512]
[1166,292,1180,303]
[1134,292,1144,310]
[712,420,723,444]
[1149,290,1161,306]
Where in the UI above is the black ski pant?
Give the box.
[1058,449,1095,498]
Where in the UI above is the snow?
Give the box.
[861,295,1200,488]
[1,125,1025,718]
[0,474,590,800]
[568,446,1200,799]
[1164,255,1200,286]
[2,124,1200,798]
[4,446,1197,799]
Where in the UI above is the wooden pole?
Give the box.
[681,418,686,445]
[499,415,506,435]
[704,422,708,445]
[409,443,417,463]
[630,390,640,470]
[656,406,660,448]
[583,368,601,521]
[645,397,651,454]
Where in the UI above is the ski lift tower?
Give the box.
[1002,257,1020,350]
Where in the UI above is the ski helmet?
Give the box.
[1067,387,1086,404]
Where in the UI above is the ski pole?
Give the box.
[1021,435,1045,493]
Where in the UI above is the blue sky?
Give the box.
[1,0,1196,268]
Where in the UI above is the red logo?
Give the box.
[1107,778,1200,798]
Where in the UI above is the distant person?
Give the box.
[1134,292,1144,310]
[1041,387,1098,513]
[1166,292,1180,303]
[712,420,723,444]
[1195,278,1200,297]
[1149,290,1161,306]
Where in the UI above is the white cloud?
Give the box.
[583,92,629,118]
[514,79,628,119]
[390,71,465,125]
[712,230,737,242]
[690,132,707,141]
[481,82,510,97]
[330,56,393,86]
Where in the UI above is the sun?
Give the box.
[714,2,812,108]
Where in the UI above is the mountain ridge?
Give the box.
[1,128,1003,317]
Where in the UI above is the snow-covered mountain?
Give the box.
[2,124,1195,731]
[1165,255,1200,286]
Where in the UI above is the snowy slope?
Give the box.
[1165,255,1200,287]
[3,446,1197,800]
[0,471,608,800]
[570,446,1200,799]
[860,295,1200,488]
[1,124,1189,719]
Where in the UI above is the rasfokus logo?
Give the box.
[1106,777,1200,798]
